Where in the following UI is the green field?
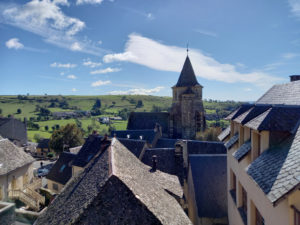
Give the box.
[0,95,242,142]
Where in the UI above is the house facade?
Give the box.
[222,76,300,225]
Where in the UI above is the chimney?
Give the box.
[290,75,300,82]
[151,155,157,172]
[127,134,130,139]
[139,135,143,140]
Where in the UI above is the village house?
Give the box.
[35,138,192,225]
[36,138,50,157]
[46,152,76,194]
[0,118,27,147]
[221,76,300,225]
[0,136,44,211]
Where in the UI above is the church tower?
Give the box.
[170,55,206,139]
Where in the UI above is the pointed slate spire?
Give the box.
[175,56,201,87]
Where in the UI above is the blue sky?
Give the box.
[1,0,300,101]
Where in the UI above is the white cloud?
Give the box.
[90,67,121,74]
[103,52,136,63]
[60,72,65,76]
[109,86,164,95]
[243,88,252,92]
[70,42,82,51]
[76,0,104,5]
[5,38,24,49]
[103,33,282,86]
[72,88,77,92]
[67,74,77,79]
[50,62,77,68]
[288,0,300,17]
[1,0,104,55]
[91,80,111,87]
[282,52,299,59]
[98,40,102,45]
[193,29,217,37]
[83,59,102,68]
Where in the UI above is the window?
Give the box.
[242,187,247,213]
[59,164,66,173]
[256,208,264,225]
[53,183,58,191]
[230,171,237,203]
[293,206,300,225]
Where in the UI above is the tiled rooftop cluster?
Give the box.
[226,80,300,205]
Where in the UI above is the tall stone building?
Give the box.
[127,54,206,140]
[170,55,206,139]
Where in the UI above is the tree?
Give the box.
[49,124,84,154]
[17,108,22,114]
[136,100,144,108]
[55,124,60,130]
[92,99,101,109]
[34,133,41,143]
[45,125,49,131]
[0,108,2,114]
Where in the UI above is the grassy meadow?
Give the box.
[0,95,242,142]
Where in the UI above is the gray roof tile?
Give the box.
[0,138,35,175]
[247,124,300,203]
[218,126,230,142]
[256,80,300,105]
[189,155,227,218]
[224,134,239,149]
[232,141,251,161]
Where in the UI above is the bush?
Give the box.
[196,127,222,141]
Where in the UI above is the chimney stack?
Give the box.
[290,75,300,82]
[151,155,157,172]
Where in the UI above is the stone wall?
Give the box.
[0,202,15,225]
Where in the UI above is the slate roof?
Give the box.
[247,124,300,204]
[72,135,110,167]
[127,112,170,135]
[189,155,227,218]
[224,134,239,149]
[112,129,157,144]
[0,138,35,175]
[256,80,300,105]
[141,148,176,175]
[244,106,300,133]
[117,138,147,158]
[217,126,231,142]
[187,140,227,154]
[155,138,179,148]
[225,104,254,120]
[0,118,27,145]
[37,139,49,149]
[233,105,271,125]
[232,141,251,161]
[174,56,201,87]
[46,152,76,185]
[36,139,191,225]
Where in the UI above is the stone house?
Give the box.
[0,118,27,147]
[0,137,44,211]
[0,136,35,201]
[36,139,50,157]
[222,76,300,225]
[35,138,192,225]
[46,152,76,194]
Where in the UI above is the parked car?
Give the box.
[37,168,49,177]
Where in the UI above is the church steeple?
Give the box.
[174,56,202,87]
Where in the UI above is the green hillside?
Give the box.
[0,95,242,142]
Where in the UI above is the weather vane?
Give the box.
[186,42,189,55]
